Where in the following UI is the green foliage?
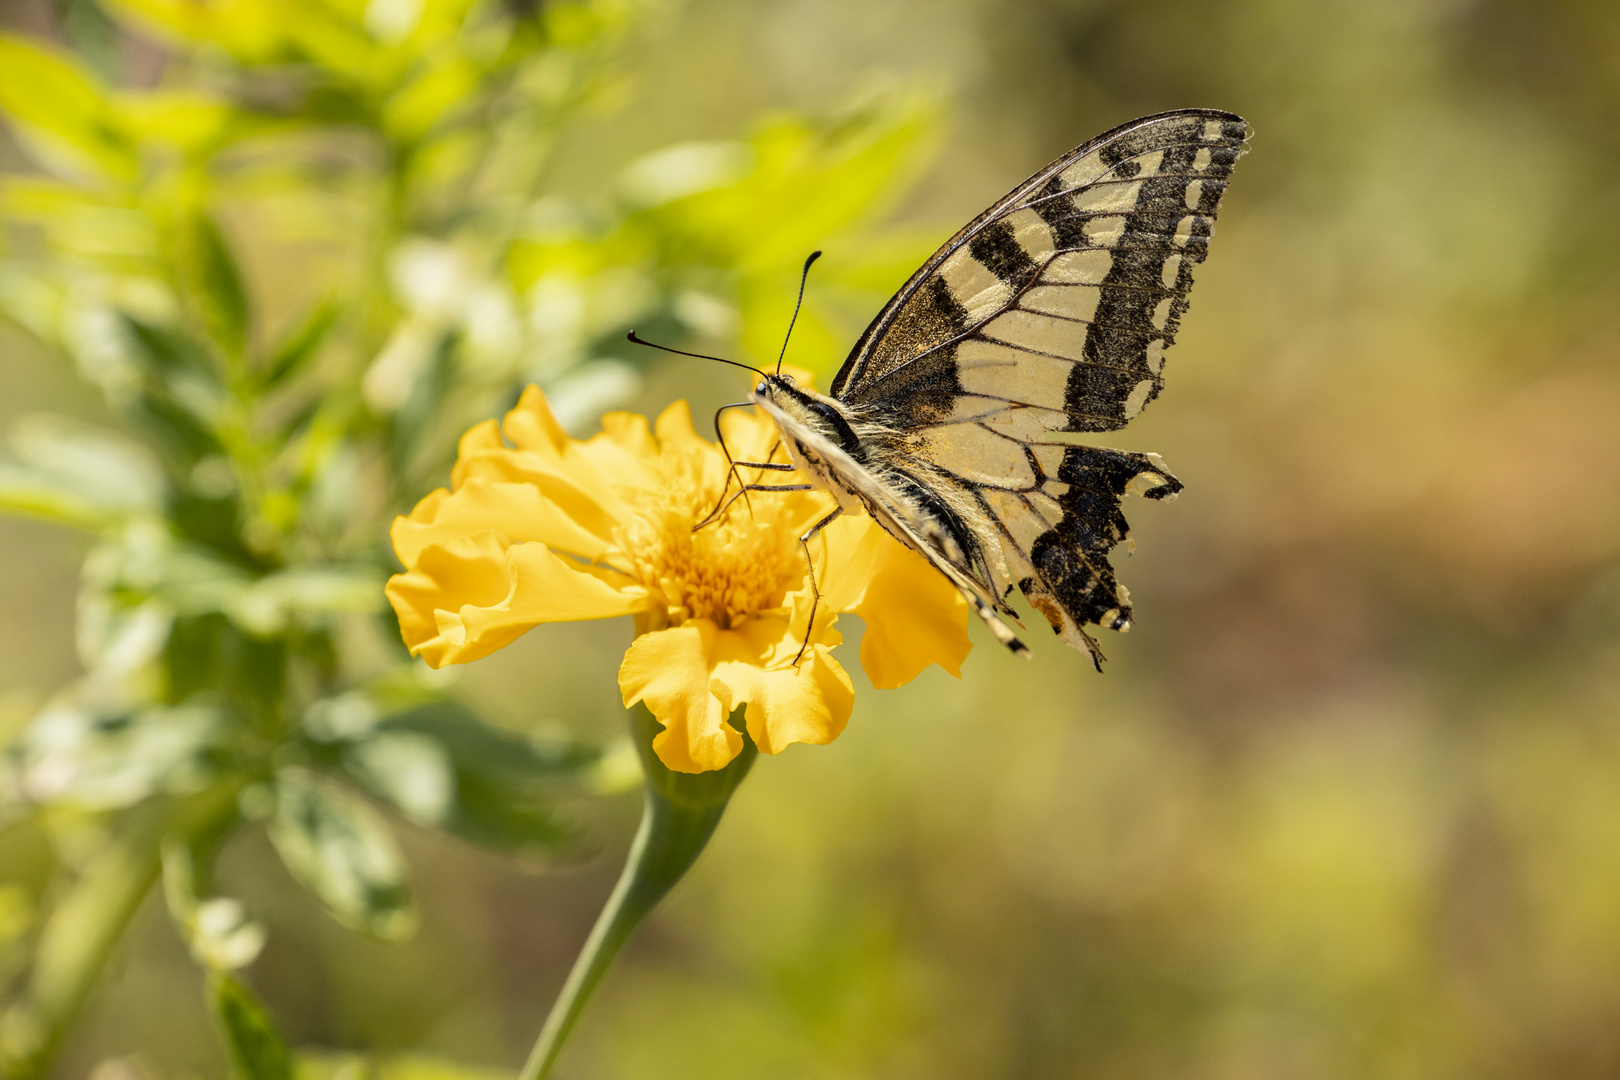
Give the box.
[213,974,295,1080]
[268,768,416,941]
[0,0,938,1074]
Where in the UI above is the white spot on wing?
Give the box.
[1130,150,1165,178]
[1044,249,1112,285]
[981,406,1067,441]
[1122,379,1155,419]
[1202,119,1225,140]
[1074,180,1142,214]
[1027,489,1064,527]
[1020,284,1101,323]
[982,488,1048,549]
[1145,338,1166,375]
[1150,298,1173,331]
[1174,216,1196,247]
[1005,208,1056,262]
[915,424,1036,488]
[1193,147,1213,171]
[1184,180,1204,212]
[979,310,1087,365]
[958,337,1073,410]
[1083,216,1127,247]
[1031,443,1066,477]
[1057,153,1109,190]
[1124,470,1169,497]
[940,248,1013,323]
[1161,254,1183,289]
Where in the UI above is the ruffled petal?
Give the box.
[819,515,971,688]
[387,533,645,668]
[448,390,638,543]
[392,476,613,566]
[499,384,571,457]
[619,621,742,773]
[710,618,854,756]
[453,446,626,547]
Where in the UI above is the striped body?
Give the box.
[757,110,1249,666]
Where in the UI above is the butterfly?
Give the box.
[643,109,1250,668]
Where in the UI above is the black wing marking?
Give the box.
[832,108,1248,435]
[884,436,1182,664]
[825,109,1247,662]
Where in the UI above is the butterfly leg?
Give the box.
[699,403,797,529]
[792,506,843,666]
[695,480,814,532]
[704,401,758,522]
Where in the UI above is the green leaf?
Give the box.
[259,298,338,389]
[0,462,118,529]
[14,702,224,811]
[175,212,250,359]
[296,1052,514,1080]
[342,732,454,827]
[232,565,390,635]
[0,415,165,528]
[267,767,416,941]
[387,702,593,850]
[211,974,293,1080]
[112,88,237,153]
[120,314,215,376]
[0,34,136,183]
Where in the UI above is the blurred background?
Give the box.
[3,0,1620,1077]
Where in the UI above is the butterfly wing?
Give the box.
[831,109,1249,662]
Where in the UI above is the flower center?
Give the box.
[617,453,800,630]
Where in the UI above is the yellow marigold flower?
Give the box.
[386,383,971,773]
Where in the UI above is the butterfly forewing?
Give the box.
[824,109,1249,664]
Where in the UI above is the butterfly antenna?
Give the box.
[626,332,768,379]
[776,250,822,375]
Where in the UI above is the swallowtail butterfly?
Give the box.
[731,109,1249,667]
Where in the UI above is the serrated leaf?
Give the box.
[211,974,293,1080]
[268,768,415,940]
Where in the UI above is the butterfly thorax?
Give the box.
[750,374,1011,623]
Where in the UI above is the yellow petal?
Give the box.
[710,618,854,756]
[619,622,742,773]
[499,384,571,458]
[653,398,707,452]
[819,515,971,688]
[387,533,645,667]
[392,476,613,566]
[449,419,510,489]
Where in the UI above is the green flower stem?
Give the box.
[519,703,756,1080]
[5,784,242,1080]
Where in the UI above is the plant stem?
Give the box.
[519,704,756,1080]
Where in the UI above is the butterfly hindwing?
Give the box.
[826,109,1248,662]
